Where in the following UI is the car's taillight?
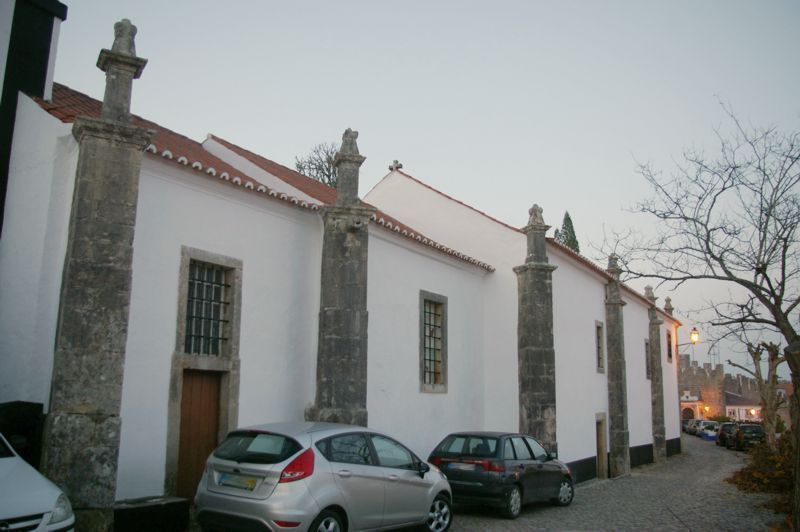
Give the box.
[279,448,314,483]
[429,456,442,467]
[274,521,301,528]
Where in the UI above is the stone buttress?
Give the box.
[41,20,153,531]
[646,286,667,463]
[513,204,558,451]
[305,129,375,426]
[605,255,630,477]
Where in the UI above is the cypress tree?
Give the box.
[555,211,580,253]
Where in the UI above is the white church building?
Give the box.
[0,8,682,524]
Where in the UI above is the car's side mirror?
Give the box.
[418,461,430,478]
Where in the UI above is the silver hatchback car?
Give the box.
[195,421,452,532]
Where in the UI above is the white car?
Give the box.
[0,432,75,531]
[195,421,452,531]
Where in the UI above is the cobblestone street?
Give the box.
[450,434,784,531]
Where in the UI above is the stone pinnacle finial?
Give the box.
[97,19,148,124]
[528,204,546,227]
[644,285,657,303]
[337,128,359,157]
[112,19,137,56]
[333,128,366,206]
[389,160,403,171]
[664,297,674,315]
[606,254,622,280]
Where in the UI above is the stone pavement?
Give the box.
[450,434,784,531]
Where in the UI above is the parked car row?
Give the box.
[683,419,765,451]
[195,422,575,532]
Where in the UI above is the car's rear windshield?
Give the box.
[742,426,763,434]
[214,431,301,464]
[434,435,499,458]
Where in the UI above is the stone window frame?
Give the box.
[666,330,673,363]
[164,246,243,496]
[420,290,448,393]
[595,321,605,373]
[644,339,652,380]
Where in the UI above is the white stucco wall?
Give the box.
[366,171,524,438]
[0,95,77,408]
[117,159,322,499]
[549,247,610,463]
[367,229,487,458]
[622,294,655,448]
[0,0,14,94]
[662,320,681,440]
[367,170,683,465]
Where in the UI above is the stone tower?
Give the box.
[41,19,152,530]
[305,129,375,426]
[513,204,558,451]
[605,254,630,477]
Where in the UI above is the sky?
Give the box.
[51,1,799,374]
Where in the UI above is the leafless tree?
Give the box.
[726,341,785,451]
[608,106,799,525]
[295,142,339,188]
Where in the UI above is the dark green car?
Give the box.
[428,432,573,519]
[728,424,764,450]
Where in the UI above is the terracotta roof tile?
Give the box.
[209,134,495,272]
[36,84,324,213]
[35,84,493,272]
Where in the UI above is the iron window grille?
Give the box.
[595,322,605,372]
[185,260,230,356]
[423,299,444,386]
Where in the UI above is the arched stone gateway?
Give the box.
[682,407,695,420]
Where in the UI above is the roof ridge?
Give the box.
[395,169,523,233]
[208,134,324,190]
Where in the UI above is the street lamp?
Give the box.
[678,327,701,364]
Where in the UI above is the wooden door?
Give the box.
[596,418,608,480]
[176,370,221,499]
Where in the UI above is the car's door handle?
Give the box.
[388,474,399,481]
[537,464,543,469]
[337,470,352,478]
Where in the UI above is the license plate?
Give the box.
[448,463,476,471]
[218,473,258,490]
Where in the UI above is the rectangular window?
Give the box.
[420,291,448,393]
[184,260,231,356]
[595,321,605,373]
[645,339,651,380]
[666,330,673,363]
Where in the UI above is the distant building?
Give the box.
[678,354,791,423]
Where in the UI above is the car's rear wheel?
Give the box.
[426,494,451,532]
[552,477,574,506]
[310,509,344,532]
[503,485,522,519]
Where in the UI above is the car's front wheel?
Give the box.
[552,477,574,506]
[426,494,452,532]
[310,509,344,532]
[503,485,522,519]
